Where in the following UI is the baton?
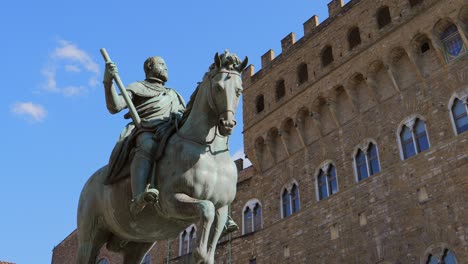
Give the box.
[100,48,142,129]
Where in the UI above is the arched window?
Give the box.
[409,0,423,7]
[297,63,308,85]
[426,255,438,264]
[440,23,466,62]
[281,183,300,218]
[291,184,300,213]
[355,142,381,182]
[321,46,334,67]
[97,259,109,264]
[142,254,151,264]
[253,203,262,231]
[276,79,286,101]
[426,249,458,264]
[243,200,262,234]
[317,164,338,200]
[282,189,291,218]
[255,94,264,113]
[377,6,392,29]
[189,227,197,253]
[355,149,368,181]
[399,117,430,159]
[243,207,253,234]
[451,98,468,134]
[179,225,197,256]
[442,249,458,263]
[348,27,362,50]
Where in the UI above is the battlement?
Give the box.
[242,0,362,81]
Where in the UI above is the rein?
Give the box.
[176,69,239,147]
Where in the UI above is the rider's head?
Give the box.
[144,56,168,84]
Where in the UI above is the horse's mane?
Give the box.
[179,51,244,127]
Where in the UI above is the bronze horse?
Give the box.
[77,51,247,264]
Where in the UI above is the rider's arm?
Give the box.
[103,62,133,114]
[103,82,132,114]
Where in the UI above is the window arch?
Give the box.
[297,63,308,85]
[354,142,381,182]
[316,163,339,200]
[97,258,109,264]
[439,22,466,62]
[425,248,458,264]
[376,6,392,29]
[398,117,430,160]
[276,79,286,101]
[142,254,151,264]
[255,94,264,113]
[179,225,197,256]
[450,96,468,135]
[242,199,262,234]
[281,182,300,218]
[348,27,362,50]
[321,46,334,67]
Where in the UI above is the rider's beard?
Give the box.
[150,68,168,83]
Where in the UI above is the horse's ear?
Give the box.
[238,56,248,72]
[214,52,222,69]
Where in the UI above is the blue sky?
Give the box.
[0,0,338,263]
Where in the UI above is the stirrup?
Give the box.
[130,186,159,215]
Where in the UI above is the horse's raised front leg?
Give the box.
[207,205,229,262]
[168,193,215,264]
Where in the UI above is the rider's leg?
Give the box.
[130,132,158,215]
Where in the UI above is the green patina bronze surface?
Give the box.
[76,50,248,264]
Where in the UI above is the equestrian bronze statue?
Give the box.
[76,50,248,264]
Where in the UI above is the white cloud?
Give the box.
[52,40,99,74]
[64,64,81,73]
[11,102,47,123]
[63,86,86,97]
[40,39,100,97]
[88,76,99,87]
[41,66,58,92]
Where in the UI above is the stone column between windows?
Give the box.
[384,63,402,93]
[293,124,307,148]
[278,131,291,157]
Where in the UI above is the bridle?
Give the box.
[176,68,240,147]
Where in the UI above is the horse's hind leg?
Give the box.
[168,193,216,264]
[77,217,109,264]
[207,206,228,261]
[121,241,154,264]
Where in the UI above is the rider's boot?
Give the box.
[223,216,239,234]
[129,148,159,216]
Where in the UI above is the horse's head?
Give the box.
[208,50,248,136]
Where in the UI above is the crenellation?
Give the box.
[281,32,296,53]
[242,64,255,83]
[303,15,320,36]
[261,49,275,69]
[327,0,345,18]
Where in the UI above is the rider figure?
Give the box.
[103,55,239,233]
[103,56,185,215]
